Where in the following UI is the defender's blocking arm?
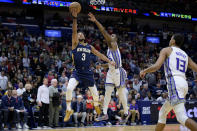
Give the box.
[88,13,116,48]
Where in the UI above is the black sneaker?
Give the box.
[95,114,109,121]
[80,123,85,127]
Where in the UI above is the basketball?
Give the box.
[69,2,81,14]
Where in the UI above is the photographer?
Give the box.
[22,84,36,129]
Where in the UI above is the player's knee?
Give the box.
[176,112,188,126]
[105,86,114,95]
[158,110,167,124]
[66,86,73,92]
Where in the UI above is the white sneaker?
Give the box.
[107,122,112,126]
[24,123,29,129]
[17,123,22,129]
[36,126,43,129]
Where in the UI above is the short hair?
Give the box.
[25,84,32,90]
[51,79,57,84]
[173,33,184,47]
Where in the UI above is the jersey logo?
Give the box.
[77,48,91,53]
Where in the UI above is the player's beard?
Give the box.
[79,39,85,43]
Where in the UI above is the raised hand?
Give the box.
[71,8,78,18]
[88,12,96,22]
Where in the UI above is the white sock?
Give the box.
[89,85,99,107]
[117,87,128,115]
[67,102,71,111]
[103,86,114,115]
[66,78,78,111]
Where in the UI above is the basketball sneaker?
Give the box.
[64,110,74,122]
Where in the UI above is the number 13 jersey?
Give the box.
[164,46,188,105]
[164,46,188,80]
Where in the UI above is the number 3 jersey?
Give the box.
[164,46,188,106]
[71,43,95,87]
[164,46,188,80]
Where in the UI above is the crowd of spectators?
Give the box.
[0,14,197,130]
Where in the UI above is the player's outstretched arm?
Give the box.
[140,47,170,78]
[71,8,79,50]
[88,13,115,46]
[101,63,109,68]
[188,57,197,72]
[91,45,115,66]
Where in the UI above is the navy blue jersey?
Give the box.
[71,43,95,87]
[72,43,92,70]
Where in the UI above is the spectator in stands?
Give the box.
[0,70,8,95]
[133,78,142,92]
[47,71,54,86]
[59,71,68,85]
[22,83,36,129]
[49,79,61,128]
[17,82,25,97]
[1,88,16,130]
[144,91,154,101]
[128,99,140,125]
[12,90,29,129]
[156,92,168,102]
[135,93,142,101]
[72,95,86,127]
[146,73,156,91]
[108,99,118,125]
[154,83,164,98]
[0,53,8,63]
[188,94,196,100]
[37,78,49,127]
[86,90,94,126]
[139,83,149,99]
[22,55,30,69]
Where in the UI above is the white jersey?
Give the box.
[164,46,188,105]
[164,46,188,79]
[107,47,122,69]
[106,47,127,87]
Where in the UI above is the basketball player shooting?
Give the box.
[140,34,197,131]
[88,13,129,123]
[64,5,115,122]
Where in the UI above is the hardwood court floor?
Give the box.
[33,124,190,131]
